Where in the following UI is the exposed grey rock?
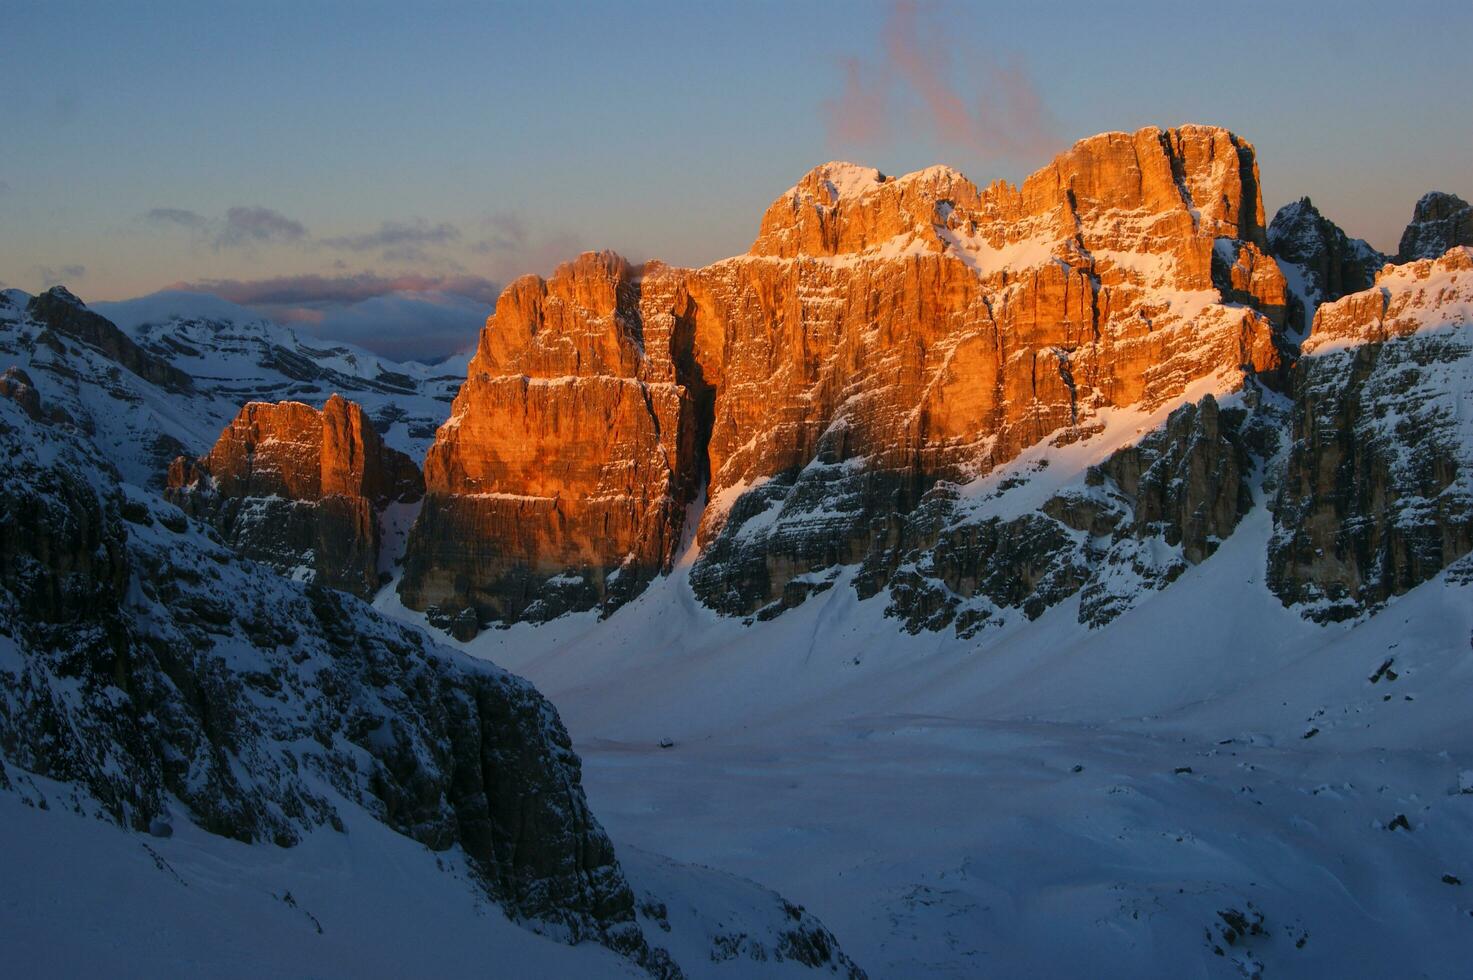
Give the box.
[860,394,1270,635]
[1268,331,1473,620]
[1267,197,1386,331]
[1397,191,1473,263]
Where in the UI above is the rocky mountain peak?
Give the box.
[470,249,641,378]
[167,395,423,597]
[1267,195,1386,329]
[397,124,1291,632]
[791,161,893,202]
[1397,190,1473,263]
[1018,124,1267,245]
[25,286,194,394]
[749,159,977,258]
[39,284,84,307]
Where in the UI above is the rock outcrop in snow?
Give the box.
[858,391,1276,635]
[25,286,195,395]
[401,125,1287,632]
[167,394,424,598]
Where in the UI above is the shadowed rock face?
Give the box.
[168,393,423,598]
[1267,197,1387,332]
[25,287,194,394]
[400,125,1286,630]
[0,385,677,974]
[860,392,1271,636]
[1397,191,1473,263]
[1269,247,1473,620]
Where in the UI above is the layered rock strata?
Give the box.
[168,394,423,597]
[401,125,1286,629]
[25,286,194,394]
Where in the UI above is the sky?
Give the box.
[3,0,1470,360]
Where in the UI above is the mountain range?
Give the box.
[3,124,1472,978]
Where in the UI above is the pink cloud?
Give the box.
[823,1,1060,164]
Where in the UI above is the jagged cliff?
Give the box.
[400,125,1288,631]
[1268,246,1473,619]
[113,125,1469,637]
[1266,197,1386,333]
[167,394,424,598]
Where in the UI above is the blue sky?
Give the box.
[3,0,1470,357]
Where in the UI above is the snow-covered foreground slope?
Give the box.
[0,781,635,979]
[405,421,1473,978]
[0,782,854,980]
[0,362,862,978]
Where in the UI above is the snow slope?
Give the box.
[395,390,1473,978]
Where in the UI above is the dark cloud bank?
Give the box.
[166,272,503,363]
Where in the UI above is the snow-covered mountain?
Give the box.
[4,122,1473,978]
[0,287,466,492]
[95,290,470,460]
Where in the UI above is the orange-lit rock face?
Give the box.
[401,125,1288,625]
[184,393,422,505]
[400,254,705,623]
[169,394,423,597]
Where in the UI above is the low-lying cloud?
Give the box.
[165,272,502,362]
[824,0,1060,165]
[171,272,501,308]
[282,291,489,363]
[139,210,585,361]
